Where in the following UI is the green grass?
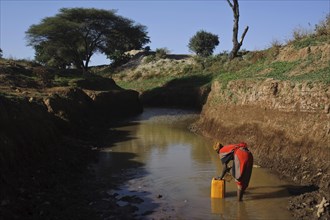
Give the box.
[115,51,329,92]
[292,35,329,49]
[53,75,85,87]
[291,66,330,83]
[115,75,177,91]
[264,61,300,80]
[57,32,330,92]
[116,72,214,92]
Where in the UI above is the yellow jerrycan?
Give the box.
[211,178,225,198]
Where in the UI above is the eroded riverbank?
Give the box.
[193,79,330,220]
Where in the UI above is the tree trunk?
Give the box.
[82,61,89,76]
[227,0,249,60]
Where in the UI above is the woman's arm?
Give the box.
[219,162,228,180]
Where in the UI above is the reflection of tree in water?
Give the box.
[135,121,214,164]
[113,112,225,185]
[134,123,193,152]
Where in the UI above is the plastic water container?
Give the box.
[211,178,225,198]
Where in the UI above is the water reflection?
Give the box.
[211,198,225,214]
[211,199,252,220]
[98,108,294,219]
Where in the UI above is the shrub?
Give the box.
[155,48,169,59]
[315,14,330,36]
[270,39,282,48]
[143,55,156,64]
[292,25,313,41]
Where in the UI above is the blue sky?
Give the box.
[1,0,329,66]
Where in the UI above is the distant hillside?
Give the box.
[96,31,329,94]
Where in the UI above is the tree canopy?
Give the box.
[188,30,219,57]
[26,8,150,70]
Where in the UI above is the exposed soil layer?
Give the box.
[0,67,144,219]
[192,79,330,220]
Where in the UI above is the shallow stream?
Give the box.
[95,108,293,219]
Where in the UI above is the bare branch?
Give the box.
[226,0,234,9]
[227,0,248,60]
[239,26,249,46]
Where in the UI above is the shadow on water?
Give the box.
[287,184,319,195]
[0,118,151,220]
[223,191,237,198]
[93,151,159,218]
[247,184,319,200]
[212,183,318,201]
[89,119,162,219]
[89,108,202,218]
[96,127,139,148]
[210,184,319,220]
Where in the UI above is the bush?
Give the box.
[270,39,282,48]
[292,25,313,41]
[143,55,156,64]
[155,48,169,59]
[315,14,330,36]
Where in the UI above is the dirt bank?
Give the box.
[140,75,211,110]
[0,66,143,219]
[193,79,330,219]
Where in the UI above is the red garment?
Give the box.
[219,142,253,191]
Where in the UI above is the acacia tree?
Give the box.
[227,0,249,59]
[188,30,219,57]
[102,18,151,67]
[26,8,150,71]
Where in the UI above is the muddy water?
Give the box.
[96,108,293,219]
